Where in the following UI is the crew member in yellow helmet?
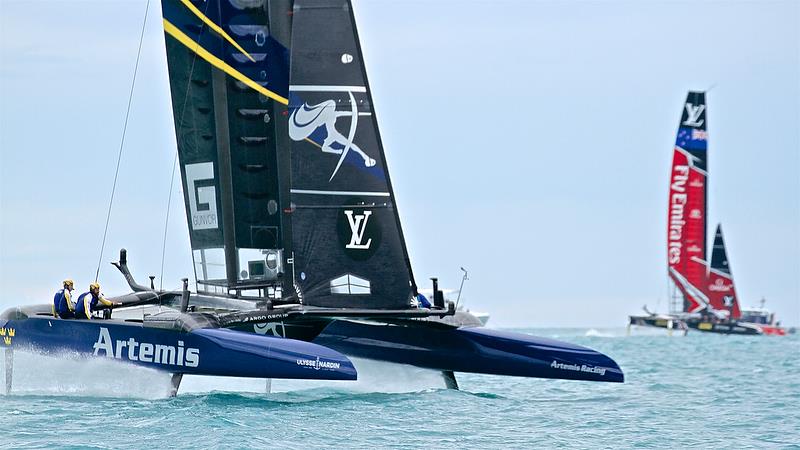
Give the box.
[52,279,76,319]
[74,282,121,320]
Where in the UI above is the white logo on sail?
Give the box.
[288,90,376,181]
[709,278,731,292]
[683,103,705,127]
[722,295,735,307]
[254,321,286,337]
[344,210,373,249]
[185,162,218,230]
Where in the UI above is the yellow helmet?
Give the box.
[89,282,101,291]
[63,279,74,288]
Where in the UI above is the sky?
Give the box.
[0,0,798,328]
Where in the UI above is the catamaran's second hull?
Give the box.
[628,315,688,333]
[245,317,624,383]
[629,315,765,336]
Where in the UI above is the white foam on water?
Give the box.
[1,349,449,398]
[584,328,618,338]
[178,357,447,395]
[625,325,687,337]
[2,348,173,399]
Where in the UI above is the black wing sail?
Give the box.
[161,0,294,297]
[710,224,730,274]
[288,0,416,309]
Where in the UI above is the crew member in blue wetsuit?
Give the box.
[75,283,121,320]
[52,279,76,319]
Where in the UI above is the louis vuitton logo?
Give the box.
[344,210,373,250]
[683,103,705,127]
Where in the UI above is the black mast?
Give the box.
[210,66,239,288]
[268,0,296,298]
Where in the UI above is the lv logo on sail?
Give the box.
[344,210,373,249]
[682,103,705,127]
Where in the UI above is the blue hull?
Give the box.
[313,320,623,382]
[0,317,356,381]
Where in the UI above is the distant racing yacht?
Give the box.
[628,92,787,336]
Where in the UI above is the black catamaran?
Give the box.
[2,0,623,395]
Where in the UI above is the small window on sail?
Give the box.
[330,274,370,295]
[228,0,267,11]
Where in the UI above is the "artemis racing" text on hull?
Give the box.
[92,327,200,367]
[550,360,607,376]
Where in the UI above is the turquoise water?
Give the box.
[2,328,798,448]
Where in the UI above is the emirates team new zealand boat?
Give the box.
[628,92,787,336]
[2,0,624,395]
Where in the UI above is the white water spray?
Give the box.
[2,350,450,398]
[178,357,448,395]
[2,349,173,399]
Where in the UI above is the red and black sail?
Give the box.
[706,224,741,318]
[667,91,709,313]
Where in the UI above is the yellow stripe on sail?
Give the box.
[179,0,255,63]
[163,19,289,105]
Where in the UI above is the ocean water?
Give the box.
[1,328,798,449]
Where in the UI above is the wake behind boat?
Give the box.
[628,92,788,336]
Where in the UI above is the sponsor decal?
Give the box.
[0,327,14,346]
[687,244,702,253]
[185,162,218,231]
[689,179,704,188]
[337,203,382,261]
[723,295,735,307]
[239,312,289,323]
[692,129,708,140]
[296,356,341,371]
[668,165,689,264]
[344,210,373,249]
[293,280,305,304]
[288,90,376,182]
[92,327,199,367]
[709,278,732,292]
[550,360,607,376]
[683,103,705,127]
[254,321,286,337]
[690,208,702,219]
[698,322,713,330]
